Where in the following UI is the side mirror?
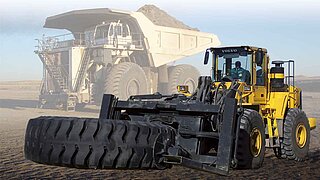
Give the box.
[204,50,210,65]
[255,51,264,66]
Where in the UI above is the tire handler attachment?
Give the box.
[25,76,241,175]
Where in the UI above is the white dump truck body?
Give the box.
[37,8,220,110]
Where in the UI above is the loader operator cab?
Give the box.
[204,46,267,86]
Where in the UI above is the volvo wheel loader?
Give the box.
[25,46,316,175]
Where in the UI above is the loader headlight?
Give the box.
[177,85,189,93]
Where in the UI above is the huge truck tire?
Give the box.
[235,109,265,169]
[25,116,173,169]
[104,62,148,100]
[168,64,200,94]
[279,108,310,161]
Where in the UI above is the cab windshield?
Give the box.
[213,52,252,84]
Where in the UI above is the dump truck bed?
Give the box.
[43,8,220,67]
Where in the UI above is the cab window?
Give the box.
[256,60,265,86]
[216,53,252,84]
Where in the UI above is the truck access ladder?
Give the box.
[37,52,68,92]
[73,48,91,93]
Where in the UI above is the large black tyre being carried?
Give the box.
[236,109,265,169]
[104,62,148,100]
[280,108,310,161]
[168,64,200,94]
[25,117,172,169]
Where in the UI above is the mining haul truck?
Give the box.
[36,8,220,110]
[25,46,316,175]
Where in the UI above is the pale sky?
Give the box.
[0,0,320,80]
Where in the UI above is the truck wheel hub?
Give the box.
[184,78,196,93]
[127,79,139,96]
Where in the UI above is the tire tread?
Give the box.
[280,108,310,161]
[24,116,171,169]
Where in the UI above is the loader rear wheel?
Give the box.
[24,116,172,170]
[104,62,148,100]
[168,64,200,94]
[236,109,265,169]
[280,108,310,161]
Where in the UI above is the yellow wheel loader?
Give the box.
[24,46,316,175]
[202,46,316,162]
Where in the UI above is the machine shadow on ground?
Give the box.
[0,99,38,109]
[75,106,100,114]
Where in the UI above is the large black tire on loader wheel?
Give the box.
[104,62,148,100]
[279,108,310,161]
[168,64,200,94]
[25,117,172,169]
[236,109,265,169]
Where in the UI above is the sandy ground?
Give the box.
[0,81,320,179]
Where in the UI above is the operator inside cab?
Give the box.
[231,61,251,84]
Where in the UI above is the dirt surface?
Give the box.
[137,5,199,31]
[0,81,320,179]
[296,76,320,92]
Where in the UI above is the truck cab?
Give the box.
[91,21,133,48]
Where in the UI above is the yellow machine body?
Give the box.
[204,46,316,148]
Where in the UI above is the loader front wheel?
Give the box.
[236,109,265,169]
[280,108,310,161]
[24,116,172,170]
